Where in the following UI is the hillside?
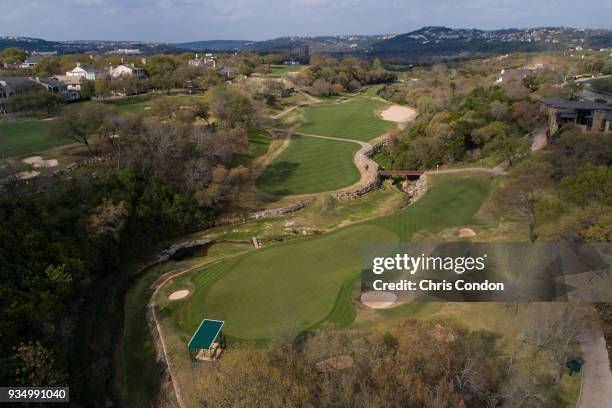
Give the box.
[174,40,253,51]
[367,26,612,60]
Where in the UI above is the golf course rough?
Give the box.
[166,174,493,342]
[256,98,392,196]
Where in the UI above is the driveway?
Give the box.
[577,326,612,408]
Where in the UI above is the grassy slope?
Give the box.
[257,98,392,196]
[0,120,71,157]
[165,173,493,341]
[256,134,360,195]
[297,98,391,142]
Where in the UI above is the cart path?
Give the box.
[577,326,612,408]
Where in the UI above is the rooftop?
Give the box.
[542,98,611,111]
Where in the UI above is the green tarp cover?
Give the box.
[188,319,224,349]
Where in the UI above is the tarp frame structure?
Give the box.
[188,319,224,351]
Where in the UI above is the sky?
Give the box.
[1,0,611,43]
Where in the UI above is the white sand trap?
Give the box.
[22,156,58,168]
[15,171,41,180]
[168,289,190,300]
[458,228,477,237]
[361,291,397,309]
[380,106,417,123]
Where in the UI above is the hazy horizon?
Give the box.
[1,0,611,43]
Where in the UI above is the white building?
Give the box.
[107,63,145,79]
[188,53,216,69]
[66,63,106,81]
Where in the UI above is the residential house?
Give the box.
[66,63,106,80]
[107,63,145,79]
[19,55,44,69]
[30,77,67,94]
[0,77,46,113]
[541,98,612,134]
[217,66,237,78]
[188,53,216,69]
[52,75,83,99]
[495,69,534,83]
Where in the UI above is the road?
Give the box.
[577,326,612,408]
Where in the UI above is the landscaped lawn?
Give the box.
[160,173,493,341]
[0,120,71,157]
[256,133,361,195]
[297,98,392,142]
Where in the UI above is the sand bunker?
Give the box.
[168,289,190,300]
[361,291,397,309]
[15,171,41,180]
[380,106,417,123]
[22,156,58,168]
[458,228,477,237]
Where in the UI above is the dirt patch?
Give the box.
[315,355,354,372]
[380,105,417,123]
[22,156,58,168]
[361,291,397,309]
[458,228,477,237]
[168,289,190,300]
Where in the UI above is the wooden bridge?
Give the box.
[377,170,423,179]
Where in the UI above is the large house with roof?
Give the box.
[19,55,44,69]
[0,77,48,113]
[66,63,106,81]
[107,63,145,79]
[541,98,612,134]
[189,53,216,69]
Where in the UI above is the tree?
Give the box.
[32,58,61,76]
[493,160,553,241]
[49,103,117,154]
[80,80,95,99]
[13,342,66,387]
[311,78,332,96]
[0,48,27,64]
[485,133,530,166]
[94,78,111,100]
[512,100,544,136]
[208,85,255,128]
[566,80,583,99]
[471,121,509,146]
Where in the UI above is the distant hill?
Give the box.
[245,35,395,53]
[174,40,252,51]
[367,26,612,60]
[0,36,180,54]
[3,27,612,59]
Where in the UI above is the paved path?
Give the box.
[577,326,612,408]
[531,127,548,152]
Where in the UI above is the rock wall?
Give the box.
[333,178,381,200]
[402,175,428,203]
[248,198,312,219]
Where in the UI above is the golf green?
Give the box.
[297,98,392,142]
[168,173,493,341]
[256,134,361,195]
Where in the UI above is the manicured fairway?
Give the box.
[297,98,392,142]
[0,120,70,157]
[268,64,305,76]
[106,94,207,114]
[256,134,360,195]
[165,173,493,341]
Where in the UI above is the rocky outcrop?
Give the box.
[155,238,213,263]
[401,175,428,203]
[248,198,312,219]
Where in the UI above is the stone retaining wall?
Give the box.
[248,198,312,219]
